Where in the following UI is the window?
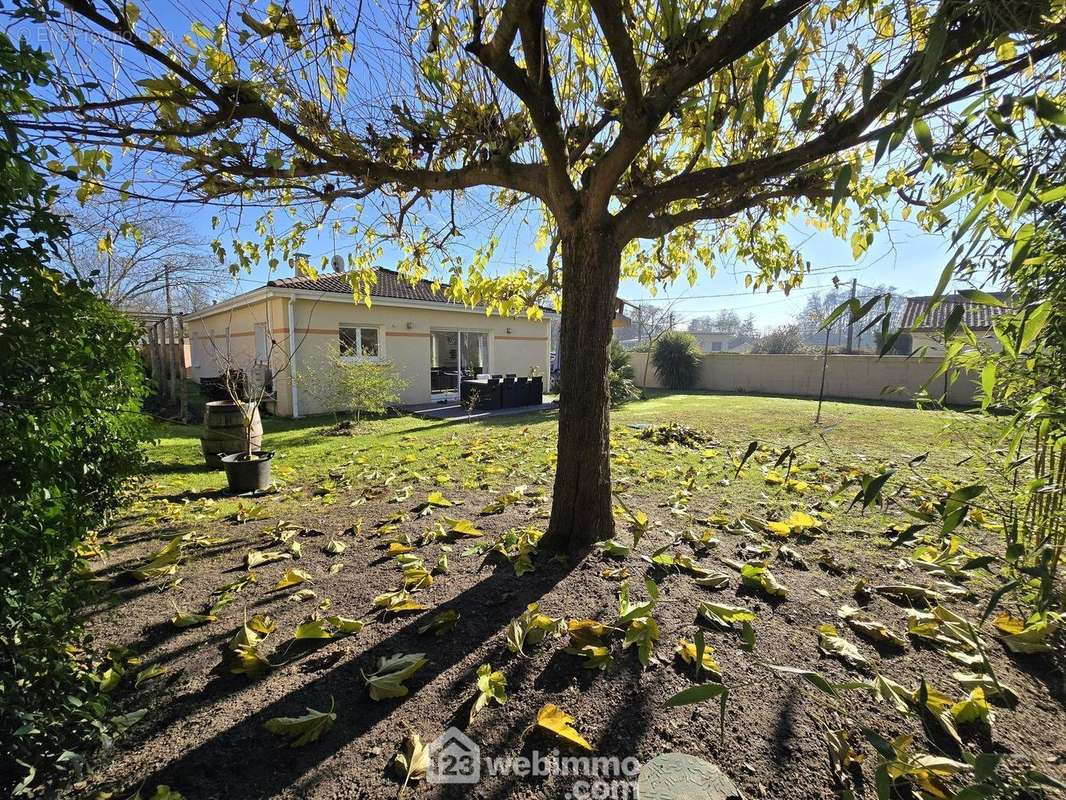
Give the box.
[339,325,380,358]
[711,341,723,352]
[254,323,268,363]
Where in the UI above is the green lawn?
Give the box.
[142,391,996,523]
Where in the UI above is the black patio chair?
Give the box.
[476,378,503,410]
[527,375,543,405]
[501,378,526,408]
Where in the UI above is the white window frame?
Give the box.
[711,341,723,352]
[339,324,383,361]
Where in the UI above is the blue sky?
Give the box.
[204,199,956,331]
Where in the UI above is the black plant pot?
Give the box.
[220,451,274,494]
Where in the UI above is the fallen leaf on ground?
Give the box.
[364,653,428,700]
[263,699,336,746]
[534,703,592,751]
[393,732,428,793]
[274,568,313,590]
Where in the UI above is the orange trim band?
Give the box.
[385,331,431,337]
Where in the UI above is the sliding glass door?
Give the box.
[459,332,487,378]
[430,331,459,396]
[430,330,488,398]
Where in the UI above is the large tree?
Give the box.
[16,0,1066,551]
[55,195,222,312]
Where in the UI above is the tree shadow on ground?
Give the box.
[471,663,655,800]
[97,556,583,798]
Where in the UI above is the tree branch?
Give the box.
[586,0,808,212]
[625,180,831,241]
[618,14,1066,231]
[587,0,643,111]
[464,0,577,212]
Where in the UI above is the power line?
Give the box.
[626,282,836,304]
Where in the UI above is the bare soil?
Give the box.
[69,425,1066,800]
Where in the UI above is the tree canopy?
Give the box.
[17,0,1066,302]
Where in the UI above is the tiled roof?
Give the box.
[899,292,1013,331]
[268,267,461,305]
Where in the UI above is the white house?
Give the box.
[183,267,556,416]
[689,331,748,353]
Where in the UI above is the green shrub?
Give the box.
[0,32,147,794]
[299,343,408,421]
[608,339,640,406]
[651,331,701,389]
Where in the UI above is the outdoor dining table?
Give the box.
[460,376,543,410]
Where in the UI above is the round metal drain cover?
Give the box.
[637,752,742,800]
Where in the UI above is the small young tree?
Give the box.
[336,360,407,422]
[299,342,407,424]
[651,332,701,389]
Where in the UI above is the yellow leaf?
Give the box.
[294,619,333,639]
[766,521,792,536]
[873,8,894,38]
[274,568,313,589]
[426,490,453,507]
[992,613,1025,635]
[447,518,483,537]
[675,639,722,676]
[393,732,428,790]
[535,703,592,751]
[786,511,817,529]
[388,542,415,556]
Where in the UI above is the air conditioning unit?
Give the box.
[332,254,345,273]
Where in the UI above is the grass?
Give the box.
[146,392,994,493]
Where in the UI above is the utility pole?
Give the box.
[164,263,180,405]
[844,279,861,354]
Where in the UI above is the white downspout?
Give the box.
[546,320,552,392]
[287,295,300,418]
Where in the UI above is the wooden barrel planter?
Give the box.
[201,401,262,468]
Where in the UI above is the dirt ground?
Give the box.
[69,410,1066,800]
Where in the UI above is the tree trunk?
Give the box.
[541,223,621,554]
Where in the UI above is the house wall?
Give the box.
[910,331,1003,355]
[287,297,550,415]
[185,292,552,417]
[185,296,294,410]
[292,298,554,416]
[629,352,978,406]
[690,332,748,353]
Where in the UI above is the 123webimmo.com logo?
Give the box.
[427,727,480,784]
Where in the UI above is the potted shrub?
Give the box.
[195,315,287,492]
[217,368,274,493]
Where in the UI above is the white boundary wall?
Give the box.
[628,352,977,406]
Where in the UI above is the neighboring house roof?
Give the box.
[899,292,1013,331]
[268,267,461,305]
